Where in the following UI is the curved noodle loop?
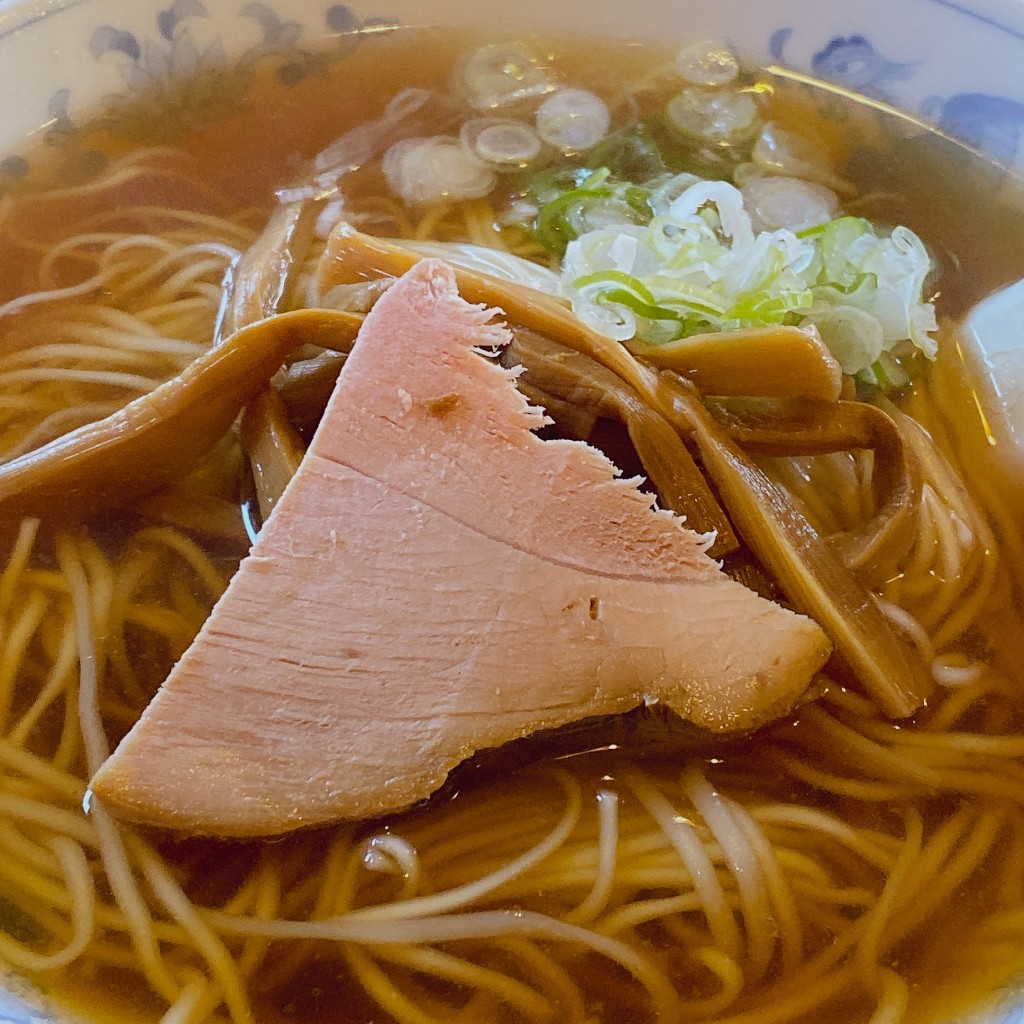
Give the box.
[1,505,1023,1024]
[0,145,1022,1024]
[0,149,255,463]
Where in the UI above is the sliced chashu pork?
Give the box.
[91,259,830,837]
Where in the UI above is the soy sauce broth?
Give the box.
[1,24,1023,1024]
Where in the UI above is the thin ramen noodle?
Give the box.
[0,27,1022,1024]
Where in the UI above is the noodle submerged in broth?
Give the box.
[1,27,1023,1024]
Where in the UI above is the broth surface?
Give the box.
[1,26,1023,1024]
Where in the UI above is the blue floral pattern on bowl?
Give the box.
[811,34,919,99]
[924,92,1024,164]
[85,0,397,94]
[0,0,401,191]
[79,2,396,140]
[770,25,1024,164]
[3,0,1023,187]
[770,29,917,102]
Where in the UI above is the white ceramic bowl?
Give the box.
[5,0,1024,173]
[1,0,1024,1021]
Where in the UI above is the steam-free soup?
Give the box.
[1,27,1023,1024]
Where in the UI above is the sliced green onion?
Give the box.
[456,43,554,110]
[573,270,659,306]
[536,88,611,153]
[674,40,740,87]
[665,88,760,148]
[535,186,612,253]
[461,118,542,170]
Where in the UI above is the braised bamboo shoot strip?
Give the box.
[508,329,738,555]
[137,489,251,545]
[626,327,843,402]
[240,390,307,520]
[224,199,362,515]
[705,397,922,584]
[138,433,250,544]
[271,308,363,430]
[513,338,927,709]
[0,309,360,519]
[319,225,844,401]
[317,227,932,716]
[656,372,932,717]
[219,201,320,339]
[513,380,601,442]
[277,352,350,435]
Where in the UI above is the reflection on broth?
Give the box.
[0,27,1023,1024]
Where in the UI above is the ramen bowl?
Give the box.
[4,0,1024,172]
[2,0,1024,1022]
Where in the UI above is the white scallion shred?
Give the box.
[798,304,884,375]
[667,179,755,247]
[314,89,433,175]
[559,180,937,376]
[314,198,346,239]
